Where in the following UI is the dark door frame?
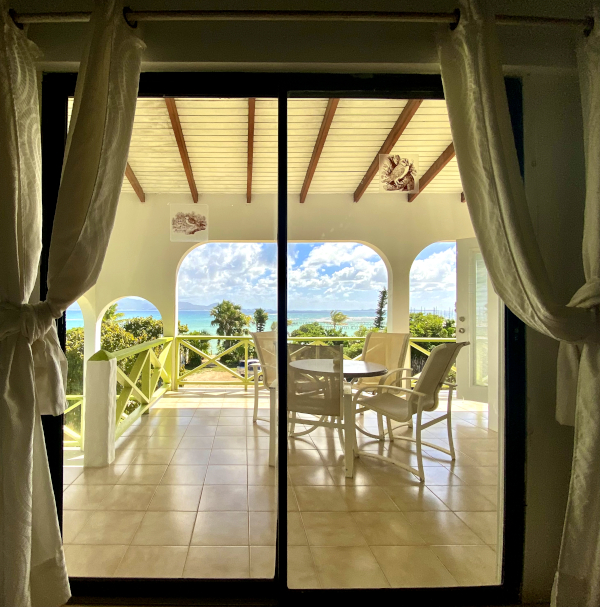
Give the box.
[41,71,526,606]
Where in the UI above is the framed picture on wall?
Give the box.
[379,154,419,193]
[170,203,209,242]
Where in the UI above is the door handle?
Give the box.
[458,328,465,333]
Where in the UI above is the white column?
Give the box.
[83,356,117,467]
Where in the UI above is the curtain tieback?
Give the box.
[0,301,67,416]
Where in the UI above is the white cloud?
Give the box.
[409,246,456,312]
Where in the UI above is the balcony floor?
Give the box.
[63,387,498,588]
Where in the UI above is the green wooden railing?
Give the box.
[174,335,456,390]
[64,395,84,448]
[88,337,173,438]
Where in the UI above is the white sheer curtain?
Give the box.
[439,1,600,605]
[0,1,144,605]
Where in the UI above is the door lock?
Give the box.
[459,316,465,322]
[458,328,466,333]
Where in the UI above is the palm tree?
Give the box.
[271,319,293,331]
[210,300,251,366]
[253,308,269,332]
[330,310,348,330]
[103,303,125,323]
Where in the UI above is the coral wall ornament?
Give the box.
[379,154,419,194]
[170,203,209,242]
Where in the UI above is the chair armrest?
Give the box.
[442,381,457,388]
[352,384,426,404]
[378,367,415,385]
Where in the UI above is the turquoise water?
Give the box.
[65,309,378,334]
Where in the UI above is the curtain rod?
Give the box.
[8,9,594,33]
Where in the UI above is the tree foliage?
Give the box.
[103,303,124,322]
[409,312,456,374]
[210,300,251,366]
[330,310,348,330]
[373,288,388,330]
[184,330,212,369]
[253,308,269,332]
[270,319,292,331]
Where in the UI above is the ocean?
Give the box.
[65,309,380,334]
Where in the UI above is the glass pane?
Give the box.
[62,96,278,580]
[473,251,489,387]
[287,97,501,589]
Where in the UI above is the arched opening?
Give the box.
[64,301,85,449]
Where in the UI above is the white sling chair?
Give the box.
[354,332,411,439]
[288,344,355,478]
[250,331,277,466]
[354,341,469,482]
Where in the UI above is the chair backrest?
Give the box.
[361,332,410,369]
[250,331,277,387]
[409,342,469,412]
[287,344,343,417]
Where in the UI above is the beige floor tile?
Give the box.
[294,486,348,512]
[212,436,248,449]
[205,464,248,485]
[430,486,496,512]
[288,546,320,588]
[288,512,308,545]
[188,417,219,427]
[63,466,84,485]
[64,544,127,577]
[72,510,144,545]
[218,417,246,426]
[184,546,250,578]
[145,436,182,449]
[152,427,187,437]
[247,465,275,486]
[99,485,157,511]
[455,511,499,544]
[209,449,248,465]
[473,485,499,506]
[199,485,248,511]
[311,546,389,588]
[132,511,196,546]
[191,511,249,545]
[288,465,335,486]
[371,545,458,587]
[340,486,399,511]
[118,465,167,485]
[160,465,207,485]
[63,510,92,543]
[112,449,142,465]
[74,465,128,485]
[170,449,211,465]
[449,466,498,486]
[183,425,217,437]
[432,545,498,585]
[247,437,271,450]
[63,484,113,510]
[130,449,175,465]
[250,546,276,578]
[288,486,299,511]
[148,485,202,511]
[248,485,277,511]
[247,450,271,466]
[403,512,484,545]
[351,512,425,545]
[287,449,324,466]
[327,464,378,486]
[118,545,188,578]
[178,436,214,450]
[215,425,247,436]
[384,486,449,511]
[302,512,366,546]
[250,512,276,545]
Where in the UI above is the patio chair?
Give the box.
[353,341,469,482]
[288,344,355,477]
[354,331,411,439]
[250,331,277,466]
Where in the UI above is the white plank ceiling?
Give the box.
[68,97,462,198]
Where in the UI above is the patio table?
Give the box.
[289,359,387,381]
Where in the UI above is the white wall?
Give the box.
[81,191,474,345]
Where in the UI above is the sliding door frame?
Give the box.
[41,71,525,605]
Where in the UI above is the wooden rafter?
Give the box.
[165,97,199,203]
[247,98,256,203]
[407,142,455,202]
[125,162,145,202]
[300,98,339,204]
[353,98,423,202]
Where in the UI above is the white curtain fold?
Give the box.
[0,1,144,605]
[439,1,600,605]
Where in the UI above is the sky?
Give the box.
[175,241,456,312]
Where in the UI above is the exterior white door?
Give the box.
[456,238,489,403]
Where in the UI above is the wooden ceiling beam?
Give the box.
[407,142,455,202]
[165,97,199,202]
[300,98,339,204]
[247,98,256,203]
[353,98,423,202]
[125,162,145,202]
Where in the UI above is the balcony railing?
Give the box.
[65,334,455,448]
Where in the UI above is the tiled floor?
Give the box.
[63,388,499,588]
